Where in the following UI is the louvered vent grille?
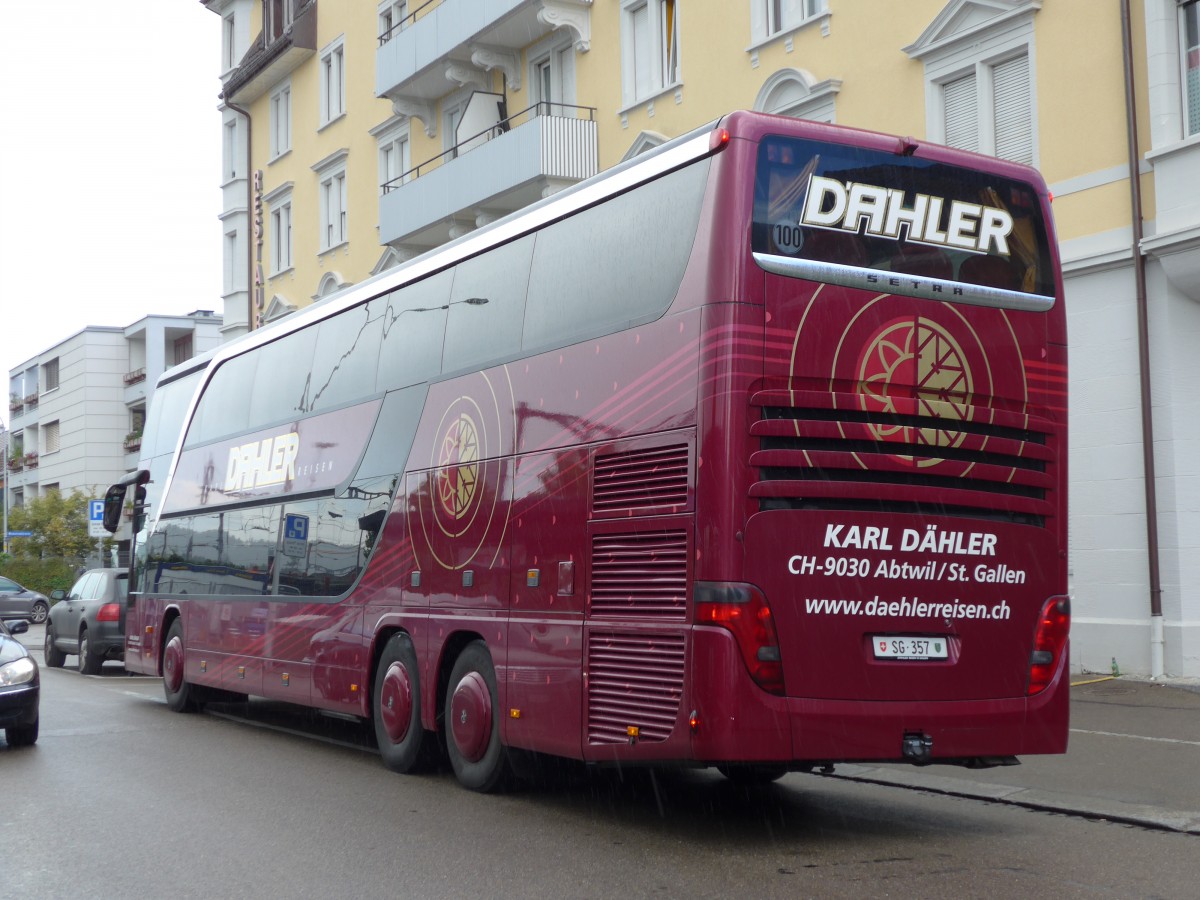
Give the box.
[587,631,685,744]
[591,531,688,620]
[750,389,1055,526]
[593,444,689,514]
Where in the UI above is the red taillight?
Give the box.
[694,582,785,695]
[97,603,121,623]
[1028,596,1070,695]
[710,127,731,151]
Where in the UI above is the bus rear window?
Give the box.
[752,135,1056,308]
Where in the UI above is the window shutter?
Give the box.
[992,54,1033,164]
[943,72,979,153]
[45,421,60,454]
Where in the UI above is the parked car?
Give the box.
[0,617,40,746]
[45,568,128,675]
[0,575,50,624]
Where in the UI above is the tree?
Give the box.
[7,489,108,558]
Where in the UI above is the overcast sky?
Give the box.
[1,2,222,426]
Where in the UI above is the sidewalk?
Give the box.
[828,678,1200,834]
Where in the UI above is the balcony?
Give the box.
[8,394,22,414]
[124,433,143,454]
[223,1,318,105]
[380,102,597,248]
[23,392,38,410]
[123,368,147,386]
[6,456,22,473]
[377,0,592,106]
[23,453,37,470]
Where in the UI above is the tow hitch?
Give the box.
[901,732,933,765]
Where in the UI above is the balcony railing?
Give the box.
[7,457,23,472]
[124,368,147,386]
[124,434,143,453]
[23,393,38,409]
[378,0,438,44]
[23,452,38,469]
[383,102,596,193]
[8,395,22,413]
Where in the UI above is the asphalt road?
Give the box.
[3,625,1197,899]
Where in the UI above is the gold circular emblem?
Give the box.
[436,413,480,520]
[857,317,973,459]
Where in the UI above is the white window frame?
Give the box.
[319,37,346,127]
[619,0,681,109]
[269,81,292,160]
[265,182,294,275]
[222,13,237,72]
[378,1,408,42]
[906,3,1039,167]
[1183,0,1200,137]
[750,0,829,47]
[372,118,412,196]
[43,421,60,455]
[528,33,577,113]
[223,117,239,182]
[42,358,59,394]
[313,151,349,253]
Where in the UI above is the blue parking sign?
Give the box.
[285,514,309,541]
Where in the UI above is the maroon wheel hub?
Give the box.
[163,635,185,693]
[379,660,414,744]
[449,672,492,762]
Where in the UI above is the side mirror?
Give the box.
[4,619,29,636]
[104,469,151,534]
[50,590,66,602]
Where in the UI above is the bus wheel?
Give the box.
[445,641,508,793]
[373,633,432,773]
[163,619,203,713]
[717,765,788,785]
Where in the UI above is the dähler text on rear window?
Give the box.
[751,136,1056,311]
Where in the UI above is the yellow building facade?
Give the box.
[204,0,1200,678]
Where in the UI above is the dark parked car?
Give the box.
[0,575,50,624]
[0,617,40,746]
[45,568,128,675]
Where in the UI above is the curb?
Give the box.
[825,765,1200,835]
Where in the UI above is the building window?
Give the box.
[174,335,193,366]
[754,68,840,122]
[377,125,411,195]
[224,229,239,294]
[378,1,408,42]
[320,38,346,126]
[223,118,239,181]
[938,53,1032,164]
[529,36,577,113]
[1185,0,1199,136]
[906,3,1038,167]
[620,0,680,108]
[271,196,293,272]
[43,421,60,455]
[42,358,59,393]
[269,83,291,159]
[314,154,348,252]
[759,0,827,39]
[222,13,237,71]
[266,0,296,44]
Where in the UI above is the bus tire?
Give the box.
[43,625,66,668]
[444,641,509,793]
[162,619,203,713]
[78,627,103,675]
[717,764,788,785]
[373,632,433,773]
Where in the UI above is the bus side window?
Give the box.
[441,235,534,374]
[376,270,454,392]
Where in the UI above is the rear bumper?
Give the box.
[689,627,1069,765]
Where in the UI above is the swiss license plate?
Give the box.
[872,636,949,660]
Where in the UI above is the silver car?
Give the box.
[0,576,50,624]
